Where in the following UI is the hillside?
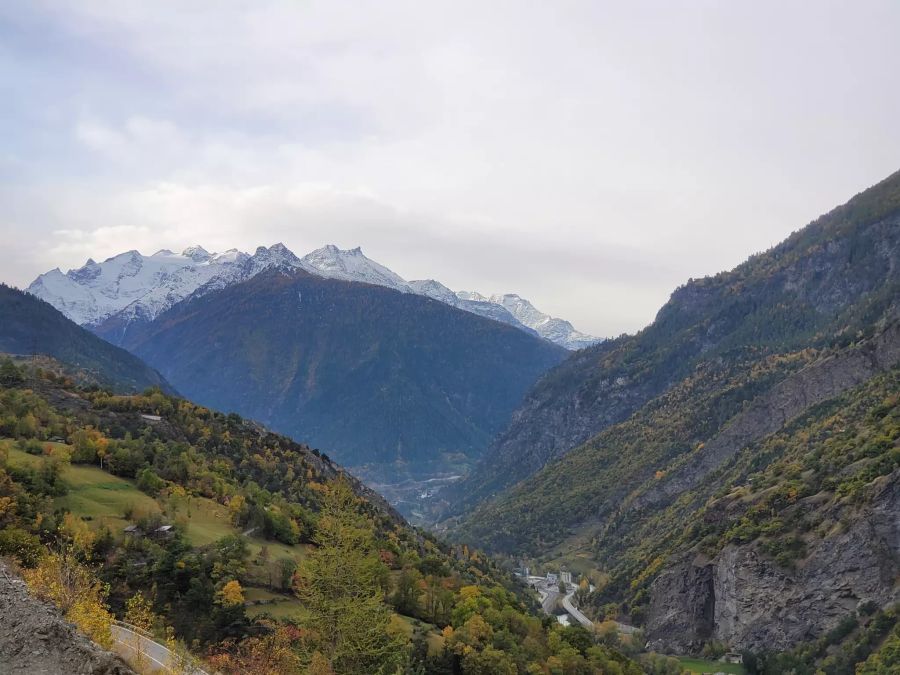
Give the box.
[0,560,134,675]
[0,361,643,674]
[452,327,899,664]
[444,169,900,517]
[0,285,171,394]
[117,269,567,487]
[445,171,900,663]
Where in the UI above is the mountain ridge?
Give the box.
[440,170,900,518]
[442,169,900,660]
[28,243,600,350]
[116,267,568,491]
[0,284,172,394]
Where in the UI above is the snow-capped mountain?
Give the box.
[28,243,600,349]
[27,245,291,328]
[408,280,538,335]
[298,245,410,292]
[473,293,599,350]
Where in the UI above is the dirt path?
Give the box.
[0,561,134,674]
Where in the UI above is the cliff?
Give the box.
[646,470,899,653]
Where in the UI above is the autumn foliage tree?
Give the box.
[293,477,408,674]
[24,550,114,649]
[207,621,306,675]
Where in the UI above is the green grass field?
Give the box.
[176,497,235,546]
[244,586,310,620]
[678,657,746,674]
[4,440,314,568]
[6,444,160,530]
[3,439,70,466]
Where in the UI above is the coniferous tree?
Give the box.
[293,477,408,674]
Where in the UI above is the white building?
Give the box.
[560,571,573,585]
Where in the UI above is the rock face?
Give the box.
[0,562,135,674]
[631,321,900,513]
[646,471,900,653]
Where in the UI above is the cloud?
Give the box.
[3,1,900,335]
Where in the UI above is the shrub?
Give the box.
[0,528,44,567]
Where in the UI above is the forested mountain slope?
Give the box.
[454,323,898,666]
[0,360,644,674]
[0,284,171,394]
[118,269,566,482]
[447,170,900,663]
[445,169,900,516]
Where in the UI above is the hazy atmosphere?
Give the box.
[3,0,900,335]
[1,4,899,673]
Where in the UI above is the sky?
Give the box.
[2,1,899,337]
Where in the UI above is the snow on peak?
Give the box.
[27,241,600,349]
[182,245,211,262]
[456,290,489,303]
[211,248,250,265]
[455,291,601,350]
[408,279,458,304]
[299,245,410,291]
[66,259,101,283]
[27,244,295,328]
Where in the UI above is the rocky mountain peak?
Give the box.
[181,245,211,262]
[28,242,598,349]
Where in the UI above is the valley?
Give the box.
[1,171,899,673]
[4,4,900,673]
[361,471,464,524]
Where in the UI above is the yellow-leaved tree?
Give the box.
[24,550,114,649]
[293,477,408,674]
[217,579,245,607]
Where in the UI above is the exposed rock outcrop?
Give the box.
[446,179,900,517]
[631,321,900,513]
[646,471,900,653]
[0,562,135,674]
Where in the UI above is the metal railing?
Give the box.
[110,621,209,675]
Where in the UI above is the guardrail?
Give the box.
[113,620,154,639]
[110,621,209,675]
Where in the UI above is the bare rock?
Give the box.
[0,562,135,674]
[646,471,900,653]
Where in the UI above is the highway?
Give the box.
[526,574,644,639]
[527,575,592,628]
[561,590,593,629]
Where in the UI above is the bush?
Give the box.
[136,467,165,496]
[18,438,45,455]
[0,528,44,567]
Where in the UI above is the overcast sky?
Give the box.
[2,1,899,336]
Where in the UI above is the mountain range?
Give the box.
[441,170,900,517]
[28,243,600,350]
[9,166,900,669]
